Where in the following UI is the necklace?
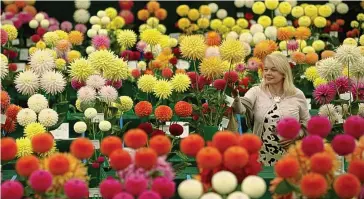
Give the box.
[268,86,284,103]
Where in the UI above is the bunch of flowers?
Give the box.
[176,3,213,34]
[178,131,264,198]
[137,0,168,34]
[270,115,364,199]
[2,1,36,30]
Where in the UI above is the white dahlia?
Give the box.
[335,44,361,65]
[265,26,278,40]
[316,57,342,81]
[77,86,96,103]
[27,94,48,113]
[84,107,97,119]
[178,179,203,199]
[29,49,56,75]
[16,108,37,126]
[86,74,105,90]
[74,9,90,24]
[15,70,40,95]
[241,176,267,198]
[98,85,118,103]
[99,120,111,131]
[38,108,58,127]
[0,58,8,79]
[349,56,364,79]
[40,70,66,95]
[318,104,341,124]
[75,0,90,9]
[212,171,237,194]
[358,103,364,117]
[74,121,87,133]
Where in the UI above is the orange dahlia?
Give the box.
[155,8,167,20]
[124,128,148,149]
[147,0,160,13]
[212,131,238,153]
[348,160,364,183]
[48,153,70,175]
[15,155,40,177]
[1,91,10,111]
[70,138,94,159]
[305,52,318,65]
[5,4,18,14]
[310,152,333,175]
[5,104,21,120]
[223,146,249,170]
[253,40,278,60]
[68,31,84,46]
[23,5,37,16]
[174,101,193,117]
[137,9,149,21]
[175,69,186,74]
[196,146,222,169]
[134,101,153,117]
[1,137,17,161]
[180,134,205,157]
[321,50,335,59]
[277,27,294,41]
[291,52,306,64]
[275,157,299,178]
[238,133,262,154]
[154,105,173,122]
[205,31,221,46]
[334,174,361,199]
[31,133,54,153]
[2,117,16,133]
[100,136,123,156]
[149,135,172,156]
[109,149,132,171]
[295,27,311,40]
[300,173,327,198]
[135,147,158,170]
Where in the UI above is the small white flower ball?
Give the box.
[86,46,96,54]
[216,9,227,19]
[27,94,48,113]
[101,16,110,25]
[99,120,111,131]
[239,32,253,44]
[29,20,39,29]
[245,0,254,8]
[253,32,266,44]
[241,176,267,199]
[329,0,342,5]
[212,171,238,194]
[226,31,239,40]
[98,29,108,36]
[74,121,87,134]
[178,179,203,199]
[200,192,223,199]
[250,24,264,35]
[97,10,106,18]
[89,16,100,25]
[234,0,245,8]
[227,192,250,199]
[92,24,101,31]
[87,29,97,38]
[17,108,37,126]
[84,108,97,119]
[38,108,58,127]
[40,19,49,28]
[208,3,219,13]
[35,13,45,22]
[336,3,349,14]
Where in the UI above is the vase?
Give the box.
[202,125,219,141]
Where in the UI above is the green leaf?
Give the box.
[100,167,107,181]
[119,121,131,135]
[274,179,299,195]
[24,186,34,196]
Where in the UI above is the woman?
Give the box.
[232,53,310,166]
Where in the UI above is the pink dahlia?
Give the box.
[247,58,260,71]
[313,84,336,105]
[100,178,123,199]
[75,24,87,34]
[213,79,227,91]
[301,135,324,157]
[124,174,148,196]
[277,117,301,139]
[119,10,134,24]
[330,77,350,94]
[224,71,239,83]
[136,41,147,52]
[113,192,134,199]
[48,25,59,31]
[332,134,356,156]
[1,29,8,45]
[352,83,364,101]
[307,116,332,138]
[29,170,53,193]
[287,40,299,51]
[344,116,364,139]
[63,179,88,199]
[138,191,161,199]
[60,21,73,32]
[71,78,86,90]
[235,63,246,72]
[18,12,32,23]
[1,180,24,199]
[92,35,110,50]
[151,177,175,198]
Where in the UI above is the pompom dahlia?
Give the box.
[14,72,38,96]
[24,122,46,139]
[313,84,336,105]
[40,70,66,95]
[98,86,118,103]
[0,58,8,79]
[153,79,173,99]
[316,57,343,81]
[2,24,18,40]
[116,29,137,49]
[138,74,157,93]
[86,74,105,90]
[68,30,84,45]
[43,32,60,46]
[27,94,48,113]
[118,96,133,113]
[304,66,319,82]
[29,49,56,75]
[253,40,278,59]
[134,101,153,117]
[92,35,110,50]
[69,58,94,81]
[180,35,206,61]
[155,105,173,122]
[174,101,193,117]
[17,108,37,126]
[171,73,191,93]
[38,108,59,127]
[77,86,96,103]
[73,9,90,24]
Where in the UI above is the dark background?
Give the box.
[2,1,362,35]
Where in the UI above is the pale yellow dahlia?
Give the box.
[153,79,172,99]
[116,29,137,49]
[103,58,129,81]
[118,96,133,113]
[41,153,88,195]
[180,35,206,61]
[43,32,60,46]
[137,74,157,93]
[67,50,81,63]
[140,28,162,46]
[55,30,69,40]
[304,66,319,82]
[1,24,18,40]
[16,137,33,158]
[88,50,116,71]
[199,57,230,79]
[220,39,245,63]
[171,73,191,92]
[24,122,46,139]
[69,58,94,81]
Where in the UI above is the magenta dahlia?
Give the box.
[313,84,336,105]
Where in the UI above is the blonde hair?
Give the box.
[260,53,297,96]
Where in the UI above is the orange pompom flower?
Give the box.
[5,4,19,14]
[147,1,160,13]
[5,104,21,120]
[154,105,173,122]
[348,160,364,183]
[101,136,123,156]
[109,149,132,171]
[295,27,311,40]
[212,131,238,153]
[1,137,17,161]
[70,138,94,159]
[48,153,70,175]
[275,157,299,178]
[238,134,262,154]
[196,146,222,169]
[149,135,172,156]
[223,146,249,170]
[31,133,54,153]
[253,40,278,60]
[180,134,205,157]
[1,91,10,111]
[15,155,39,177]
[174,101,193,117]
[291,52,306,64]
[135,147,158,170]
[137,9,150,21]
[155,8,167,20]
[310,152,333,175]
[175,69,186,74]
[206,31,221,46]
[134,101,153,117]
[321,50,335,59]
[124,128,148,149]
[334,174,361,199]
[300,173,328,198]
[277,27,294,41]
[23,5,37,16]
[305,52,318,65]
[14,1,26,8]
[68,31,84,46]
[2,117,16,133]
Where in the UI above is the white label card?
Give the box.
[19,48,28,61]
[161,122,190,138]
[176,59,190,70]
[91,140,100,149]
[12,39,20,45]
[15,63,25,72]
[92,113,104,123]
[330,31,338,37]
[169,33,180,40]
[1,114,7,124]
[306,98,312,110]
[50,123,69,140]
[89,188,101,197]
[220,117,230,128]
[339,92,354,102]
[237,12,244,18]
[225,95,234,107]
[127,61,138,70]
[26,39,34,47]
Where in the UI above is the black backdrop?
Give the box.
[2,1,362,35]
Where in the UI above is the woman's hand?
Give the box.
[231,89,239,98]
[279,133,305,150]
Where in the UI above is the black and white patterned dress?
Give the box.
[259,104,285,166]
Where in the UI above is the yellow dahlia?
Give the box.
[199,56,230,79]
[55,30,69,40]
[177,5,189,17]
[43,32,60,46]
[1,24,18,40]
[16,137,33,158]
[140,29,162,46]
[313,77,327,88]
[178,18,191,29]
[103,58,129,81]
[69,58,95,81]
[304,66,319,82]
[220,39,245,63]
[180,35,206,61]
[118,96,133,113]
[137,74,157,93]
[197,18,210,29]
[67,50,81,63]
[210,19,223,30]
[253,40,278,60]
[68,31,84,45]
[158,35,170,48]
[41,153,88,194]
[36,41,46,49]
[116,29,137,49]
[105,7,117,19]
[171,73,191,92]
[112,16,125,28]
[88,50,116,71]
[24,122,46,139]
[153,79,172,99]
[55,58,66,70]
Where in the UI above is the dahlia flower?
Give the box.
[98,86,118,103]
[264,26,277,40]
[43,32,60,46]
[199,56,230,79]
[29,49,56,75]
[74,121,87,133]
[0,58,8,79]
[220,39,245,63]
[118,96,133,113]
[116,29,137,49]
[75,0,90,9]
[1,24,17,40]
[140,29,162,46]
[304,66,319,82]
[212,171,238,194]
[24,122,46,139]
[69,58,94,81]
[16,137,33,158]
[40,71,66,95]
[178,180,204,199]
[38,108,59,127]
[73,9,90,24]
[138,74,157,93]
[77,86,96,103]
[352,83,364,101]
[287,40,299,51]
[350,56,364,79]
[335,45,361,65]
[88,50,116,71]
[253,40,278,59]
[92,35,110,50]
[27,94,48,113]
[318,104,341,124]
[329,77,350,94]
[16,108,37,126]
[86,74,105,90]
[316,57,342,81]
[99,120,111,131]
[103,58,129,81]
[171,73,191,92]
[180,35,206,61]
[153,79,173,99]
[313,84,336,105]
